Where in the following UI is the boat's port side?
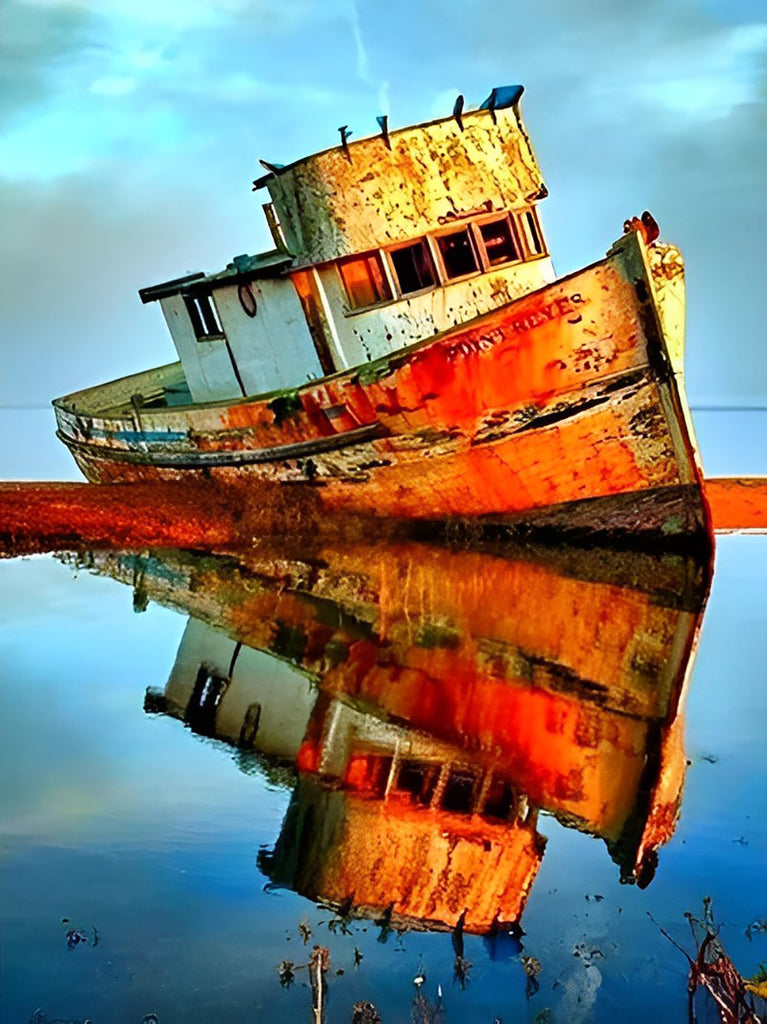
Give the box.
[52,231,709,549]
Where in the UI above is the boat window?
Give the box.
[481,777,515,820]
[436,227,479,279]
[338,253,393,309]
[184,293,224,340]
[440,767,478,813]
[184,664,228,736]
[395,760,439,806]
[521,208,545,256]
[478,216,520,266]
[388,240,437,295]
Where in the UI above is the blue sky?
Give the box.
[1,0,765,411]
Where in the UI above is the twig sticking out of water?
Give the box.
[648,901,760,1023]
[310,945,331,1024]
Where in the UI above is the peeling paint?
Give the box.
[267,109,544,264]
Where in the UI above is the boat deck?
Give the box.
[57,361,193,418]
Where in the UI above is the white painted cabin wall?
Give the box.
[213,278,324,395]
[316,256,556,365]
[159,294,243,403]
[165,618,318,759]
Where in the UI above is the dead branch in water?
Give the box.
[649,899,761,1022]
[309,945,331,1024]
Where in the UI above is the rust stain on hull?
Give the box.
[52,233,710,546]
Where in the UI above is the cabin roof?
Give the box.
[139,249,292,304]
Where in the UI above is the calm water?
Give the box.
[0,411,766,1023]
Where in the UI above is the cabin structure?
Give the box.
[139,88,555,404]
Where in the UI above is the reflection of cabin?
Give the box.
[144,615,546,933]
[260,778,545,935]
[138,93,555,403]
[264,695,545,934]
[145,618,318,762]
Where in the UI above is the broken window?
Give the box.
[478,216,520,266]
[441,768,478,813]
[521,208,545,256]
[344,752,392,797]
[436,228,479,279]
[184,293,224,341]
[395,760,439,806]
[338,253,392,310]
[481,777,515,820]
[388,240,437,295]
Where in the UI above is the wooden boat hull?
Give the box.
[54,232,710,543]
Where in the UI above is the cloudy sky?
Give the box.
[1,0,765,415]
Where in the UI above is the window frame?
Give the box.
[516,206,547,259]
[470,212,524,270]
[184,292,225,342]
[429,224,483,283]
[336,250,394,312]
[262,202,287,251]
[384,237,439,298]
[334,205,547,312]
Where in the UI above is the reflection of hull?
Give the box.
[55,233,709,545]
[88,534,710,886]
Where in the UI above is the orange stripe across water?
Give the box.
[704,477,767,531]
[0,477,764,555]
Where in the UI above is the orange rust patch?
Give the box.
[320,392,677,518]
[705,477,767,532]
[310,794,544,933]
[0,481,237,555]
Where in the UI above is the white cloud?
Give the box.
[204,73,335,105]
[16,0,353,34]
[377,80,390,116]
[347,0,370,83]
[592,22,767,121]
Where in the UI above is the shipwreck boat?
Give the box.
[54,86,709,544]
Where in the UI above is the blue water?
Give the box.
[0,412,766,1023]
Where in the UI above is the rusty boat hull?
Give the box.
[54,231,710,545]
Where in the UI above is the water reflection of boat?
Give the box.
[81,535,710,933]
